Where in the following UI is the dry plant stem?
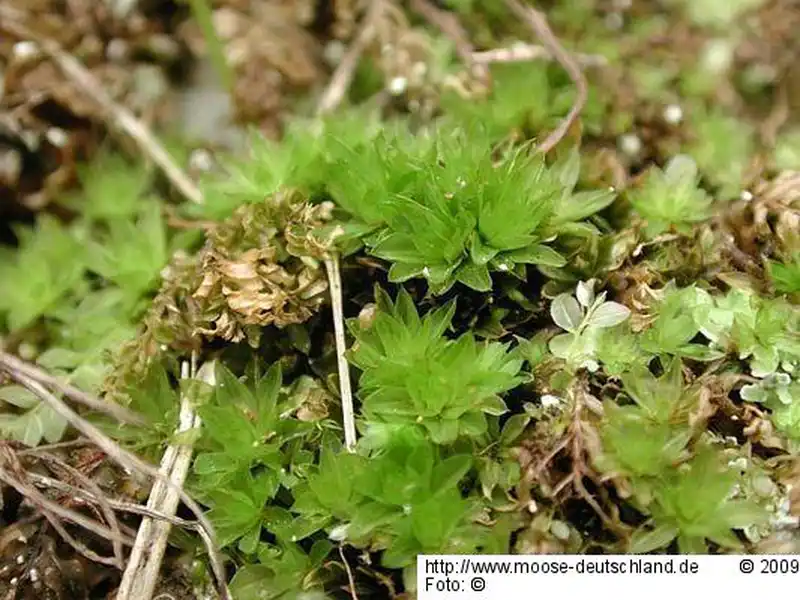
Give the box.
[317,0,385,115]
[356,566,398,599]
[0,450,135,567]
[28,472,199,530]
[42,511,122,567]
[0,467,135,551]
[37,453,126,569]
[523,385,627,538]
[472,43,607,68]
[339,545,360,600]
[532,436,570,479]
[0,351,146,426]
[4,370,229,600]
[18,438,94,455]
[408,0,487,81]
[565,391,626,537]
[0,9,204,205]
[502,0,588,154]
[117,360,204,600]
[325,254,357,451]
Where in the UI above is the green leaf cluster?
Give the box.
[600,283,800,440]
[639,284,723,361]
[768,253,800,295]
[687,107,754,200]
[98,363,181,461]
[193,111,384,220]
[637,449,768,553]
[627,155,713,239]
[689,288,800,376]
[0,153,189,447]
[0,216,87,332]
[596,359,768,552]
[228,540,333,600]
[547,279,632,372]
[597,360,695,483]
[292,427,482,568]
[348,288,523,444]
[84,202,169,296]
[0,385,68,446]
[190,362,332,550]
[727,295,800,377]
[327,125,614,293]
[475,413,530,502]
[440,62,556,139]
[184,95,616,296]
[442,58,610,138]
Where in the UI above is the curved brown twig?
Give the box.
[503,0,588,154]
[408,0,489,82]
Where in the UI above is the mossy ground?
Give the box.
[1,1,799,599]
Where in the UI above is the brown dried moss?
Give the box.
[104,188,336,400]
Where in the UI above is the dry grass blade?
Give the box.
[325,254,358,451]
[41,511,123,567]
[502,0,588,154]
[0,7,204,205]
[117,359,204,600]
[17,439,94,455]
[0,351,146,426]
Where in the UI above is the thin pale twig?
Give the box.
[502,0,588,154]
[0,351,146,426]
[117,358,205,600]
[573,470,626,537]
[0,8,204,205]
[17,438,93,455]
[550,472,575,498]
[317,0,385,115]
[472,43,607,68]
[532,436,570,479]
[28,472,200,531]
[325,254,357,451]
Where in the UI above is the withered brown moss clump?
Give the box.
[728,170,800,261]
[194,189,335,345]
[105,189,335,399]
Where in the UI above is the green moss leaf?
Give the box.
[456,262,492,291]
[629,524,679,554]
